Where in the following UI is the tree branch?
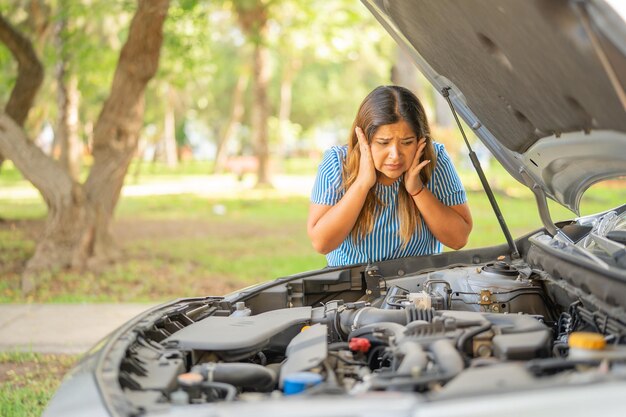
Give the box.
[0,113,74,206]
[85,0,170,212]
[0,12,70,204]
[0,12,44,126]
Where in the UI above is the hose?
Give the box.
[192,362,277,392]
[342,308,407,332]
[429,339,464,376]
[395,341,428,375]
[456,323,492,354]
[328,342,350,351]
[200,381,237,402]
[352,322,407,341]
[405,306,436,322]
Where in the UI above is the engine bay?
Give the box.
[112,207,626,412]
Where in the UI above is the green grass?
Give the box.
[0,192,327,303]
[128,159,215,176]
[1,159,624,303]
[0,351,78,417]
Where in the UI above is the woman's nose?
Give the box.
[388,143,399,158]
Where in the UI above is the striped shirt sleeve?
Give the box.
[430,143,467,206]
[311,147,344,205]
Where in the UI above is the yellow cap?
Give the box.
[300,325,311,332]
[568,332,606,350]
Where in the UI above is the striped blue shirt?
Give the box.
[311,142,467,266]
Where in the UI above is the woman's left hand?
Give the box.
[404,137,431,195]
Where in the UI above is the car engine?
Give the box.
[110,209,626,412]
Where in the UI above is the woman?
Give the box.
[307,85,472,266]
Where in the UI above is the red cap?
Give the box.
[349,337,371,353]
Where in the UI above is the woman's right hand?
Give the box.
[355,127,377,189]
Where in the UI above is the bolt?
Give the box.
[366,290,372,295]
[482,295,490,302]
[476,344,492,357]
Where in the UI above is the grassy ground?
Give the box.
[0,352,78,417]
[0,193,326,303]
[1,160,625,303]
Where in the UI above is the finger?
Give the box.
[355,127,366,145]
[355,127,371,156]
[415,159,431,172]
[411,138,427,168]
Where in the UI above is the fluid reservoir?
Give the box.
[568,332,626,361]
[568,332,608,360]
[283,372,323,395]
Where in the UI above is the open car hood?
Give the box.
[362,0,626,214]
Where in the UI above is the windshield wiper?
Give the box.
[441,87,520,259]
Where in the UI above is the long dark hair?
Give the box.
[343,85,436,245]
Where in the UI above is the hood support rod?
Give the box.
[441,87,520,259]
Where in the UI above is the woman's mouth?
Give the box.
[385,163,403,171]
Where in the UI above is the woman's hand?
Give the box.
[308,127,377,254]
[405,137,431,195]
[355,127,377,189]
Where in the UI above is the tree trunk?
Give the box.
[234,1,272,187]
[0,113,82,290]
[276,57,300,160]
[80,0,169,268]
[163,85,178,168]
[54,14,82,181]
[0,13,44,171]
[251,36,271,186]
[214,69,248,174]
[0,0,169,292]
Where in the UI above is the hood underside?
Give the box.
[362,0,626,213]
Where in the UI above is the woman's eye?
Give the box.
[376,141,389,145]
[402,140,416,145]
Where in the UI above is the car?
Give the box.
[44,1,626,416]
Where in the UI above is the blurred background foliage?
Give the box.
[0,0,401,169]
[0,0,624,303]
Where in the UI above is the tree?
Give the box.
[0,0,170,292]
[233,0,274,187]
[214,66,249,173]
[53,0,82,180]
[0,0,49,172]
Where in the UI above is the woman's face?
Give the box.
[369,120,419,185]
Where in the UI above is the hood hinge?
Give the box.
[519,169,574,243]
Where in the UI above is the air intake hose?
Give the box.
[192,363,277,392]
[340,306,437,333]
